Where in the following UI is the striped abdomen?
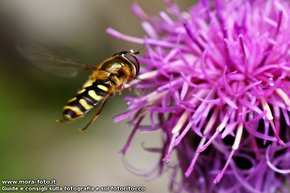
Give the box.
[62,79,111,121]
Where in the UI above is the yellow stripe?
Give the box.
[79,99,92,110]
[88,90,103,101]
[64,114,72,121]
[97,84,108,92]
[68,97,77,103]
[63,106,83,116]
[83,79,94,88]
[77,88,86,94]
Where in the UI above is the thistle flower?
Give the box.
[107,0,290,192]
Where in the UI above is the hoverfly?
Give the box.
[18,44,140,130]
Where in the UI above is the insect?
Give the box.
[18,44,140,130]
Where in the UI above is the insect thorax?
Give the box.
[95,56,136,84]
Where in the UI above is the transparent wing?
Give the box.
[17,43,89,77]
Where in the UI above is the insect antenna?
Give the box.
[129,48,143,55]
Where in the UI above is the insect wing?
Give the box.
[17,43,87,77]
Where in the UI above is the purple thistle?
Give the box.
[107,0,290,192]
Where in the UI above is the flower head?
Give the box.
[107,0,290,192]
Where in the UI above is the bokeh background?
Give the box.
[0,0,192,192]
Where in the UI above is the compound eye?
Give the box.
[124,54,139,76]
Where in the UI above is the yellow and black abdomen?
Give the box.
[61,79,111,121]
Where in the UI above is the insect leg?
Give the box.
[79,95,110,131]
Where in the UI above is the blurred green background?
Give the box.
[0,0,190,192]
